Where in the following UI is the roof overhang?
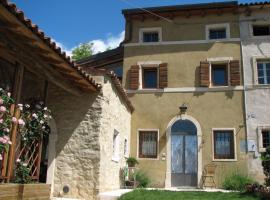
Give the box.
[0,0,101,94]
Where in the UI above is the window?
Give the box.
[209,28,226,40]
[143,32,159,43]
[112,130,120,161]
[262,130,270,148]
[213,130,235,160]
[211,64,228,86]
[138,130,158,158]
[139,27,162,43]
[206,23,230,40]
[142,67,158,88]
[124,138,128,157]
[257,61,270,84]
[253,25,270,36]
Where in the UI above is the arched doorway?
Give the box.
[166,115,202,188]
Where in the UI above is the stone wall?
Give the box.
[46,75,131,199]
[98,76,131,193]
[47,84,102,199]
[240,9,270,183]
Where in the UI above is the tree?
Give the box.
[71,43,93,61]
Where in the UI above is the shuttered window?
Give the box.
[200,61,210,87]
[230,60,241,86]
[129,65,139,90]
[211,64,228,86]
[139,131,158,158]
[159,63,168,89]
[213,130,235,160]
[142,68,158,88]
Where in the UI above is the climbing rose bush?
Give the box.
[0,88,14,159]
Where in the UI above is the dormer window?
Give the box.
[139,27,162,43]
[253,25,270,36]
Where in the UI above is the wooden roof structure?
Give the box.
[0,0,101,94]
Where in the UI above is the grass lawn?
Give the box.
[119,189,260,200]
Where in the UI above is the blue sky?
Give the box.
[12,0,256,55]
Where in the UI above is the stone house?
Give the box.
[121,1,247,188]
[0,1,133,200]
[239,2,270,183]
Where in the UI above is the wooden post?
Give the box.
[12,62,24,104]
[6,105,20,182]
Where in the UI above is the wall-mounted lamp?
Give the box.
[179,103,188,114]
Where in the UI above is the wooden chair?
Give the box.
[202,164,217,188]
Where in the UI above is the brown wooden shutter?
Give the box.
[129,65,139,90]
[230,60,240,86]
[159,63,168,89]
[200,61,210,87]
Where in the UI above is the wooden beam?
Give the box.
[12,62,24,104]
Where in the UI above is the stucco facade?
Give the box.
[46,74,131,199]
[123,9,247,188]
[240,8,270,183]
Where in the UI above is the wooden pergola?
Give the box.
[0,0,100,183]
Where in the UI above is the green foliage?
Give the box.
[134,170,150,188]
[71,43,93,61]
[119,190,260,200]
[0,88,14,154]
[14,161,31,184]
[20,101,51,144]
[261,146,270,186]
[126,157,139,167]
[222,172,255,191]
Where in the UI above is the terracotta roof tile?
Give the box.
[0,0,101,91]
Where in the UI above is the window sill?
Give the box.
[212,158,237,162]
[250,35,270,40]
[137,156,159,161]
[206,38,230,42]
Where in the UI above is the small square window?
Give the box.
[257,61,270,84]
[143,32,159,43]
[209,28,226,40]
[142,67,158,88]
[262,130,270,148]
[253,25,270,36]
[213,130,235,160]
[139,131,158,158]
[211,64,228,86]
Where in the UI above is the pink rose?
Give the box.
[0,137,5,143]
[0,106,6,113]
[12,117,17,124]
[0,154,2,160]
[0,98,3,105]
[0,119,3,124]
[18,119,25,126]
[4,128,9,133]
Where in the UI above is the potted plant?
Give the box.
[126,157,139,167]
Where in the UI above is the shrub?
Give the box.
[222,172,255,191]
[126,157,139,167]
[134,170,150,188]
[261,146,270,186]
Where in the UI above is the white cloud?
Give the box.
[51,31,125,58]
[90,31,125,54]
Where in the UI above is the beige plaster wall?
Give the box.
[123,42,241,89]
[128,91,247,187]
[123,13,246,187]
[129,14,240,43]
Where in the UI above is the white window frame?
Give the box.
[205,23,230,41]
[250,21,270,38]
[212,128,237,162]
[139,27,162,44]
[112,129,120,162]
[124,137,129,158]
[258,125,270,152]
[137,61,161,90]
[207,57,233,88]
[137,129,159,160]
[252,57,270,85]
